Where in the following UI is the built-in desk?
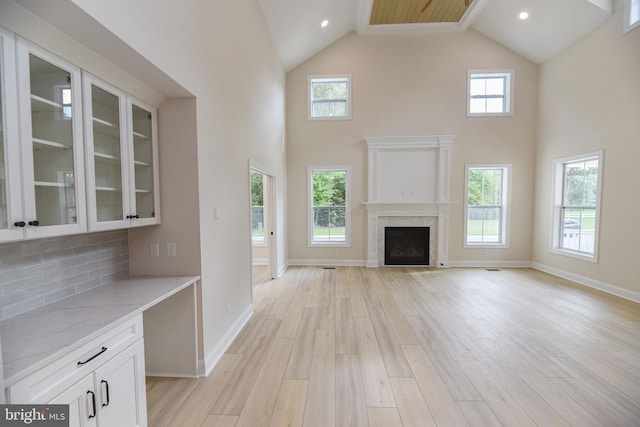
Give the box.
[1,275,200,388]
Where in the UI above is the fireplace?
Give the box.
[363,135,455,267]
[385,227,430,265]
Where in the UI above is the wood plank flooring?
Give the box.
[146,267,640,427]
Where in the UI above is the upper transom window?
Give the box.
[308,75,351,120]
[467,70,513,116]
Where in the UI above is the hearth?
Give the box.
[384,227,430,265]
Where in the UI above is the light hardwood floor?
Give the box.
[146,267,640,427]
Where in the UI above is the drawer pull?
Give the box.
[77,346,107,366]
[101,380,110,407]
[87,390,96,419]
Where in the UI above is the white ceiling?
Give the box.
[258,0,613,71]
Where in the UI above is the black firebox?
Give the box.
[384,227,430,265]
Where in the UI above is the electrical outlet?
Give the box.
[167,242,176,257]
[150,243,160,257]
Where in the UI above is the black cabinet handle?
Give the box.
[101,380,110,407]
[28,220,39,226]
[77,346,107,366]
[87,390,96,419]
[14,221,26,228]
[126,214,139,219]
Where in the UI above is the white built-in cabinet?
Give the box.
[0,30,86,242]
[9,315,147,427]
[83,74,159,231]
[16,37,87,238]
[0,26,159,242]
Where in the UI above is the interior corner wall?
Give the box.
[286,30,538,266]
[128,97,201,278]
[533,0,640,297]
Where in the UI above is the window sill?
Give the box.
[308,241,351,248]
[551,248,598,263]
[467,111,513,117]
[464,242,509,249]
[308,115,352,121]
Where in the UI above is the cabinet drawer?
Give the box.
[8,314,143,404]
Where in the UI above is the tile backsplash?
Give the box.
[0,230,129,321]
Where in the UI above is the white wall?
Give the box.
[286,30,538,266]
[66,0,288,370]
[533,0,640,299]
[3,0,287,372]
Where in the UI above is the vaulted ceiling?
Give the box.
[258,0,613,71]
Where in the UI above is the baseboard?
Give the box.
[277,261,289,278]
[145,371,200,379]
[531,262,640,304]
[287,258,367,267]
[202,304,254,377]
[446,260,532,268]
[252,258,268,265]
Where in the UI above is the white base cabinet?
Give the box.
[50,340,146,427]
[8,315,147,427]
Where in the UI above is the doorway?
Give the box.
[249,168,276,289]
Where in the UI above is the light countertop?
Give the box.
[0,275,199,387]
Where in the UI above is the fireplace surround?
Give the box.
[363,135,454,267]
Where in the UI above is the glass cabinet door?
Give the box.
[17,39,86,236]
[84,74,128,230]
[128,100,158,223]
[0,28,23,242]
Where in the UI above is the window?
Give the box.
[467,70,513,116]
[624,0,640,33]
[250,171,265,245]
[53,85,72,120]
[309,167,350,246]
[308,75,351,120]
[552,152,602,261]
[465,165,510,247]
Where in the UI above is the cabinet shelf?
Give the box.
[135,188,151,193]
[94,152,120,161]
[33,138,71,150]
[30,94,63,111]
[132,131,149,141]
[96,186,121,192]
[133,160,150,167]
[35,180,69,188]
[92,117,120,138]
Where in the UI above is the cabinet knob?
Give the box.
[28,220,40,226]
[14,221,26,228]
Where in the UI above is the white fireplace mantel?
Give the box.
[363,135,455,267]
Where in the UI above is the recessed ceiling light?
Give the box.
[519,11,529,20]
[321,19,329,28]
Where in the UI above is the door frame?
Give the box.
[248,160,277,285]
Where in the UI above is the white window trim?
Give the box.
[308,165,351,247]
[463,164,511,249]
[308,74,352,121]
[467,69,514,117]
[624,0,640,33]
[550,151,603,263]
